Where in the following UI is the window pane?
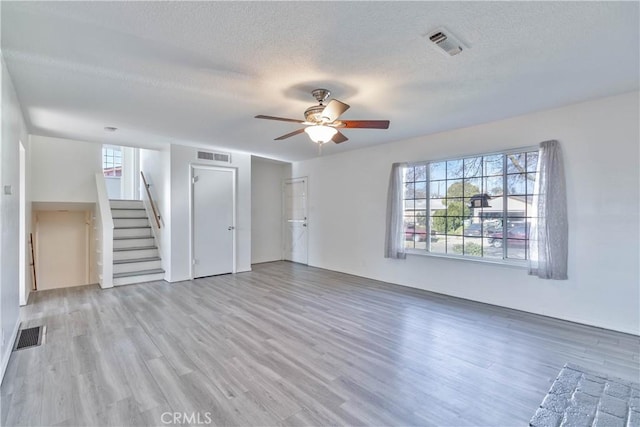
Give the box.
[484,177,503,197]
[463,237,483,257]
[527,152,539,172]
[430,223,446,254]
[524,196,534,215]
[483,237,503,259]
[507,239,526,259]
[447,235,463,253]
[430,199,446,215]
[446,179,462,197]
[448,217,463,235]
[404,183,415,198]
[404,200,414,211]
[447,160,463,179]
[466,178,482,195]
[415,199,427,210]
[506,218,527,229]
[484,154,503,176]
[414,181,427,198]
[430,180,447,198]
[404,167,415,182]
[444,198,463,215]
[414,238,427,250]
[464,222,483,237]
[526,173,537,194]
[506,153,527,174]
[404,216,415,228]
[464,157,483,177]
[507,197,527,217]
[415,165,427,181]
[507,173,527,195]
[430,162,446,181]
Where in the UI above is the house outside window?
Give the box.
[402,148,539,263]
[102,146,122,177]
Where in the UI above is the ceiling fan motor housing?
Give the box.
[304,105,326,123]
[305,89,332,123]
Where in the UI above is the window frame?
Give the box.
[102,146,122,178]
[403,145,539,266]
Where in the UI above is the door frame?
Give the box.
[282,176,308,264]
[19,141,27,305]
[189,164,237,279]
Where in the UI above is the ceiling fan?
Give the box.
[255,89,390,144]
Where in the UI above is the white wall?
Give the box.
[104,177,121,199]
[169,145,251,282]
[292,91,640,335]
[140,147,171,280]
[0,54,29,379]
[120,146,138,200]
[251,157,290,264]
[30,135,101,202]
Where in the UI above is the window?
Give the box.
[102,146,122,177]
[402,148,539,262]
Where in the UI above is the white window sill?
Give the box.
[405,249,528,270]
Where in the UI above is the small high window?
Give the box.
[102,146,122,177]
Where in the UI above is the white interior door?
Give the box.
[192,166,235,278]
[284,177,308,264]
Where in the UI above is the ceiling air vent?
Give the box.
[197,151,231,163]
[427,28,465,57]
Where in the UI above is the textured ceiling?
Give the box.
[2,1,638,161]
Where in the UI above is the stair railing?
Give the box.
[95,172,114,288]
[140,171,161,229]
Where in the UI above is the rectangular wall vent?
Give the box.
[197,151,231,163]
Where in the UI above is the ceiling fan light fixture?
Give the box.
[304,125,337,144]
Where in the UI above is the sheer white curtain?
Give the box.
[529,140,568,279]
[385,162,408,259]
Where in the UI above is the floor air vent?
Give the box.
[13,326,44,351]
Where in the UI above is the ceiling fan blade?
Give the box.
[274,128,306,140]
[321,99,350,122]
[255,115,305,124]
[339,120,390,129]
[332,131,349,144]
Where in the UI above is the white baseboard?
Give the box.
[0,319,20,385]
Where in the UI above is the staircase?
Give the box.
[110,199,164,286]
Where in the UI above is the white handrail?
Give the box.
[95,172,114,288]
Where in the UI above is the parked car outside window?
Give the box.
[487,225,527,248]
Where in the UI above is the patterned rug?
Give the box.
[530,363,639,427]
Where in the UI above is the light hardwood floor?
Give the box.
[1,261,638,426]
